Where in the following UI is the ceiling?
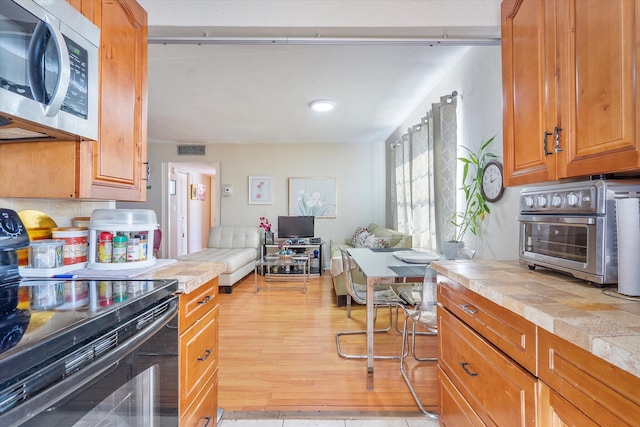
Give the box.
[141,1,502,145]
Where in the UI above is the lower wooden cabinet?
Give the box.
[537,381,599,427]
[181,371,219,427]
[538,328,640,426]
[178,278,219,426]
[438,305,537,427]
[438,366,486,427]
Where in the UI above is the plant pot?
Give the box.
[443,241,464,260]
[264,231,274,245]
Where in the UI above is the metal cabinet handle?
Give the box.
[543,131,553,156]
[198,295,212,305]
[460,303,479,315]
[200,416,212,427]
[554,126,563,152]
[460,362,479,377]
[198,348,212,361]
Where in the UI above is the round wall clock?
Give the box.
[481,160,504,202]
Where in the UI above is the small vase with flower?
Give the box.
[259,216,274,244]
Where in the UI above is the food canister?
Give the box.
[136,234,148,261]
[51,227,89,265]
[112,235,127,263]
[28,240,64,269]
[98,232,113,263]
[126,237,140,262]
[17,227,51,267]
[73,217,91,228]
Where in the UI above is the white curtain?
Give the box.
[391,94,458,251]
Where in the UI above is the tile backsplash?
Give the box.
[0,198,115,227]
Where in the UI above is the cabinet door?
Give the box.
[556,0,640,177]
[438,367,486,427]
[537,381,598,427]
[75,0,148,201]
[438,306,537,427]
[538,328,640,426]
[502,0,557,186]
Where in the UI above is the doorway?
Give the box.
[162,162,219,259]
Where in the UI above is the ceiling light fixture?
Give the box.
[309,99,336,112]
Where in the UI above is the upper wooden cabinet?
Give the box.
[502,0,640,186]
[0,0,147,201]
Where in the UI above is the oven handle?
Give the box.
[0,297,178,427]
[517,215,595,225]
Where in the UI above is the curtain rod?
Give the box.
[148,36,500,46]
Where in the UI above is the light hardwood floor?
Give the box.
[217,271,438,419]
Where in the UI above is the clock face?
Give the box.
[481,160,504,202]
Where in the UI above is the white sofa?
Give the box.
[177,225,260,292]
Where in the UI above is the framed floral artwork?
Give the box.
[248,176,271,204]
[288,177,336,218]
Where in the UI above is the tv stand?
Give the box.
[261,240,323,276]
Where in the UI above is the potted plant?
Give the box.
[444,135,497,259]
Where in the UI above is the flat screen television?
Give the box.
[277,215,314,238]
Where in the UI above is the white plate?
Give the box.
[19,262,87,278]
[392,250,439,264]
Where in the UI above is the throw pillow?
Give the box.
[364,236,390,249]
[349,226,368,247]
[353,230,371,248]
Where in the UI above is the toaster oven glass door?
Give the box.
[518,215,601,273]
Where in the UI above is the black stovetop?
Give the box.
[0,277,178,385]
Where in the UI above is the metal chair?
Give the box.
[335,248,405,359]
[399,267,438,418]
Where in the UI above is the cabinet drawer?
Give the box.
[181,370,218,427]
[438,367,486,427]
[180,304,219,406]
[438,276,537,374]
[538,328,640,426]
[180,278,218,331]
[438,306,537,427]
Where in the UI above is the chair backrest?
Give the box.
[339,248,365,304]
[421,267,437,312]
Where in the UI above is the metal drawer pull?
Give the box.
[198,349,212,361]
[460,303,479,315]
[460,362,478,377]
[200,416,212,427]
[198,295,212,305]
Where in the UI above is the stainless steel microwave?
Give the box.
[0,0,99,142]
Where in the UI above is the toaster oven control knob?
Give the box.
[536,195,548,207]
[551,194,563,207]
[523,196,535,208]
[566,192,580,207]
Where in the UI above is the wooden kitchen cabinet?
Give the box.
[178,277,219,426]
[438,303,537,427]
[538,327,640,427]
[0,0,148,201]
[501,0,640,186]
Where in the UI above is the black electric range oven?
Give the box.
[0,277,179,427]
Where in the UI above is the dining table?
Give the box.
[346,247,434,390]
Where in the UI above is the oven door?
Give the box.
[518,215,611,283]
[2,297,179,427]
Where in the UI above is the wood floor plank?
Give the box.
[217,271,438,415]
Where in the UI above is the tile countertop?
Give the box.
[430,259,640,380]
[136,261,226,294]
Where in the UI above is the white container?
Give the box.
[87,209,157,270]
[28,240,64,269]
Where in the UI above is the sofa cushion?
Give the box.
[364,235,389,249]
[178,247,258,274]
[367,223,410,248]
[208,225,260,249]
[348,226,368,247]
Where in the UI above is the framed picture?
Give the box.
[190,184,198,200]
[197,183,206,201]
[248,176,272,205]
[288,177,337,218]
[169,180,176,195]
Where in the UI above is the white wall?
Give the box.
[386,46,519,260]
[131,142,386,264]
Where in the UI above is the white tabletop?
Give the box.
[347,248,429,278]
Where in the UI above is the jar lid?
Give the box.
[99,231,113,240]
[113,236,127,243]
